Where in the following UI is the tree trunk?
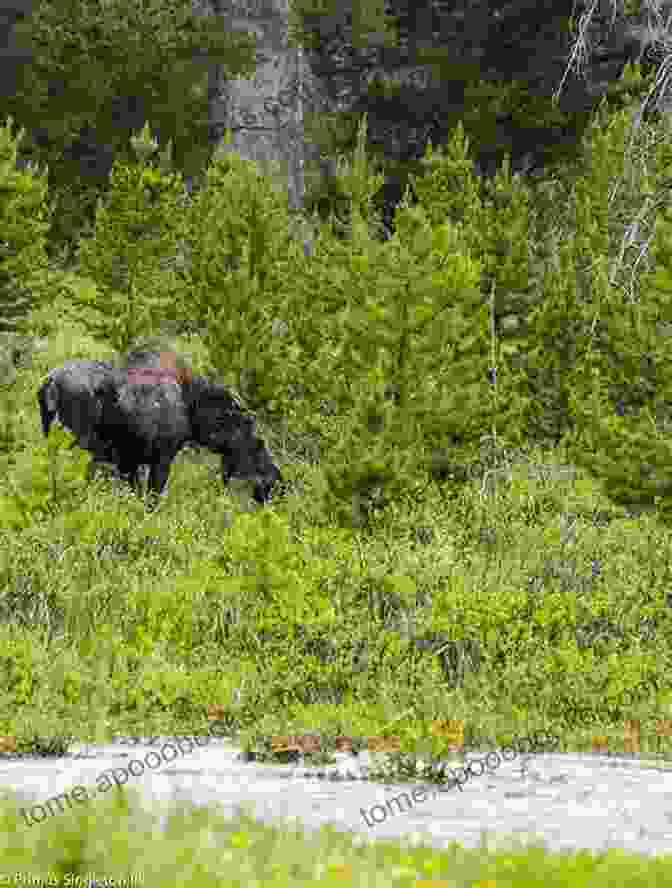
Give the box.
[206,0,318,252]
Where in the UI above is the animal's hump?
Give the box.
[123,350,193,385]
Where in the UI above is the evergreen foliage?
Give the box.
[263,118,494,527]
[9,0,256,164]
[0,118,53,334]
[173,136,307,410]
[73,123,189,352]
[566,190,672,519]
[532,94,672,522]
[410,125,536,446]
[6,0,257,251]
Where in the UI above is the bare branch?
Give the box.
[554,0,601,102]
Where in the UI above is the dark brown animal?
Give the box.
[38,351,282,508]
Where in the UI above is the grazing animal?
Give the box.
[38,351,282,507]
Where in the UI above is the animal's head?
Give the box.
[189,381,282,503]
[222,421,283,504]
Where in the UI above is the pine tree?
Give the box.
[177,135,304,410]
[565,202,672,520]
[73,123,188,352]
[0,118,52,334]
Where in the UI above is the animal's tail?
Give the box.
[37,377,58,437]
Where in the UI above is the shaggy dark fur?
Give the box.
[184,373,282,503]
[38,351,282,507]
[37,359,126,478]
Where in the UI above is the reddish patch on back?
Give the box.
[127,351,194,386]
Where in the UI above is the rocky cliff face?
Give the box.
[0,0,670,227]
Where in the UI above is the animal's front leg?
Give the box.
[148,457,173,496]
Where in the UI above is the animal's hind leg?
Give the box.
[37,380,59,437]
